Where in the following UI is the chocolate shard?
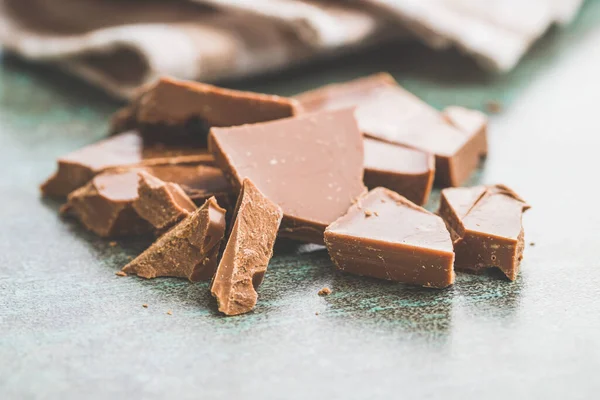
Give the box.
[123,197,226,282]
[41,131,214,198]
[133,171,197,232]
[324,187,455,289]
[209,108,366,244]
[363,138,435,206]
[112,76,302,142]
[295,73,487,187]
[439,184,530,280]
[64,164,233,237]
[63,169,153,238]
[211,179,282,316]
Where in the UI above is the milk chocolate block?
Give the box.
[133,171,197,232]
[64,165,232,237]
[123,197,226,282]
[211,179,282,316]
[209,108,365,244]
[439,185,530,280]
[324,187,455,288]
[111,76,301,142]
[41,131,213,197]
[295,73,487,187]
[363,138,434,206]
[442,106,488,157]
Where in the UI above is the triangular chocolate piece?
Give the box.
[123,197,226,282]
[439,185,530,280]
[209,108,365,244]
[211,179,282,316]
[325,187,455,288]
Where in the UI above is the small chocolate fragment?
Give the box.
[133,171,196,232]
[112,76,301,143]
[438,185,530,280]
[209,108,365,244]
[41,131,213,197]
[295,73,487,187]
[324,187,455,288]
[211,179,282,316]
[64,164,233,237]
[64,169,153,237]
[363,138,434,206]
[123,197,226,281]
[318,287,332,296]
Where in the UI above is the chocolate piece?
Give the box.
[438,185,530,280]
[209,108,365,244]
[363,138,434,206]
[112,76,301,143]
[211,179,282,316]
[324,187,455,288]
[441,106,488,157]
[64,164,233,237]
[295,73,487,187]
[123,197,226,281]
[133,171,196,232]
[41,131,213,197]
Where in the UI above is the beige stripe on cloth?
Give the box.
[0,0,584,99]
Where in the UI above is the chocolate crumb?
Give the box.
[315,312,319,315]
[530,242,535,246]
[373,211,379,216]
[167,310,173,315]
[364,210,373,217]
[142,304,148,308]
[318,287,332,296]
[485,100,502,114]
[109,241,117,247]
[115,270,127,277]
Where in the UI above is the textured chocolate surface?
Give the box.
[41,130,213,197]
[363,138,434,205]
[133,171,197,232]
[209,108,365,244]
[325,187,455,288]
[439,185,529,280]
[123,197,226,282]
[295,73,486,186]
[211,179,282,316]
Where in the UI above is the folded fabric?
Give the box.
[0,0,583,99]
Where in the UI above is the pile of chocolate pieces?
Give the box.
[42,73,530,316]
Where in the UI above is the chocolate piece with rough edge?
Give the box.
[324,187,455,289]
[209,108,365,244]
[133,171,197,233]
[211,179,282,316]
[41,131,214,198]
[438,185,530,280]
[295,73,486,187]
[123,197,226,282]
[112,76,302,143]
[363,138,434,206]
[63,169,153,238]
[63,164,233,237]
[442,106,488,157]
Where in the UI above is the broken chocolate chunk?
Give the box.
[363,138,434,206]
[112,76,301,144]
[438,184,530,280]
[64,164,233,237]
[133,171,196,232]
[324,187,455,288]
[209,108,366,244]
[41,131,214,197]
[211,179,282,316]
[123,196,226,281]
[441,106,488,158]
[295,73,487,187]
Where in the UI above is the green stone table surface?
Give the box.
[1,3,600,399]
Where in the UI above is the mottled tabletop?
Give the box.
[1,4,600,399]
